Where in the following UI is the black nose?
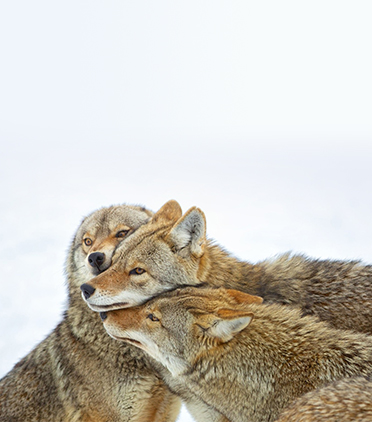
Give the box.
[88,252,105,268]
[80,283,96,300]
[100,312,107,321]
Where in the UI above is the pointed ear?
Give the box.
[151,200,182,224]
[168,207,206,258]
[225,289,263,305]
[209,309,254,342]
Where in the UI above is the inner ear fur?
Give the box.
[168,207,206,258]
[151,200,183,224]
[208,309,254,341]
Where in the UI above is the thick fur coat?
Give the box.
[0,205,180,422]
[103,287,372,422]
[276,376,372,422]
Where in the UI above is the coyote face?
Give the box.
[101,287,263,376]
[68,204,152,290]
[81,200,208,312]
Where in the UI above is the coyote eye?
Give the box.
[147,313,160,322]
[129,268,146,275]
[84,238,93,246]
[116,229,130,238]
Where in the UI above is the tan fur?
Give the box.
[102,287,372,422]
[83,199,372,334]
[276,376,372,422]
[0,204,180,422]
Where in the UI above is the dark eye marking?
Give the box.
[116,229,130,238]
[84,238,93,246]
[129,268,146,275]
[147,313,160,322]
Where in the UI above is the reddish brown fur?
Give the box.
[103,287,372,422]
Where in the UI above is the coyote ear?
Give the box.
[168,207,206,258]
[151,200,182,224]
[208,309,254,342]
[226,289,263,305]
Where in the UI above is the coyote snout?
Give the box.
[80,283,96,300]
[87,252,105,271]
[84,245,113,275]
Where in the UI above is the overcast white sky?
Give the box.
[0,2,371,421]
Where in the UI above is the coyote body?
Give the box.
[84,200,372,334]
[276,376,372,422]
[0,205,180,422]
[102,287,372,422]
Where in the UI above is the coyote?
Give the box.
[101,286,372,422]
[276,376,372,422]
[0,204,180,422]
[82,200,372,334]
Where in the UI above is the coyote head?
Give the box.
[67,204,153,290]
[100,287,262,376]
[80,200,209,311]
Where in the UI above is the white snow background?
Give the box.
[0,2,371,421]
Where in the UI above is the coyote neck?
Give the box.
[66,275,115,345]
[198,241,262,294]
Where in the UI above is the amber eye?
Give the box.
[84,238,93,246]
[116,229,130,238]
[129,268,146,275]
[147,313,159,322]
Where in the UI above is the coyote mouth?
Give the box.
[114,336,143,347]
[95,303,129,310]
[88,302,130,312]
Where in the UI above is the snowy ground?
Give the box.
[1,2,371,421]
